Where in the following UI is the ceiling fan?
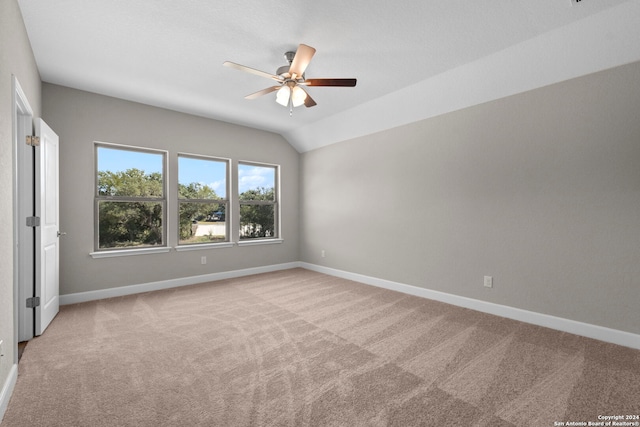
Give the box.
[223,44,357,114]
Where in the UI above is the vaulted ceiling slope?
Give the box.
[17,0,640,153]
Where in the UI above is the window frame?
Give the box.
[93,142,168,253]
[238,161,280,242]
[176,153,231,248]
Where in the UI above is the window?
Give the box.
[238,162,279,240]
[95,144,166,250]
[178,155,229,245]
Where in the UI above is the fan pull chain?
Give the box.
[289,97,293,117]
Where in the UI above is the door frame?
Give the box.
[12,76,35,356]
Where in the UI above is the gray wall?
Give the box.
[0,0,41,397]
[42,83,299,295]
[300,60,640,335]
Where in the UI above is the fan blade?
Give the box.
[245,86,281,99]
[303,91,317,108]
[304,78,357,87]
[289,44,316,79]
[223,61,283,82]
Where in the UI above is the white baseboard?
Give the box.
[0,364,18,423]
[58,261,640,350]
[60,262,302,305]
[300,263,640,350]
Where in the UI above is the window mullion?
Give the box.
[179,198,226,204]
[99,196,163,202]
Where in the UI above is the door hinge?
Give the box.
[26,135,40,146]
[26,297,40,308]
[26,216,41,227]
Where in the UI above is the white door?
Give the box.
[34,118,60,335]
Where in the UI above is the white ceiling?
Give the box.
[17,0,640,152]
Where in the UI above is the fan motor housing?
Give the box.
[276,65,290,77]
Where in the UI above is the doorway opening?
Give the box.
[13,77,61,359]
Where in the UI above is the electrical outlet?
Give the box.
[484,276,493,288]
[201,256,207,265]
[0,339,4,357]
[321,250,325,258]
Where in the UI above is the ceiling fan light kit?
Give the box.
[276,85,291,107]
[224,44,357,115]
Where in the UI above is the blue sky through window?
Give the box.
[238,164,275,194]
[98,146,274,196]
[97,146,163,174]
[178,156,226,198]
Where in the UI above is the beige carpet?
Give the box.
[3,268,639,426]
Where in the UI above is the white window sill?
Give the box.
[90,247,171,259]
[90,239,282,257]
[237,238,283,247]
[175,242,235,252]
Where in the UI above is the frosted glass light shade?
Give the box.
[276,86,291,106]
[291,86,307,107]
